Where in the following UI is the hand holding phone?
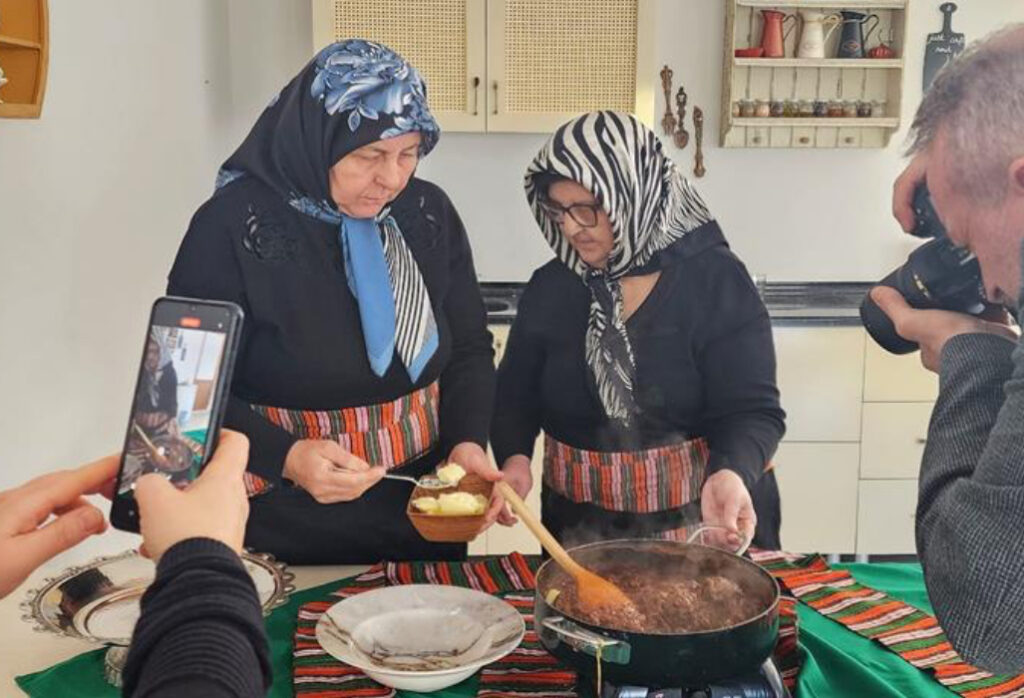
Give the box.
[135,430,250,562]
[112,297,244,532]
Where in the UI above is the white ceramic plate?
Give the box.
[315,584,525,692]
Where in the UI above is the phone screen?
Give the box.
[114,300,241,516]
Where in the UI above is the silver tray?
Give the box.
[20,548,295,686]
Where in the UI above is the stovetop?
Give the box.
[599,659,791,698]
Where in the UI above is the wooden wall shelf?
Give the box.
[0,0,49,119]
[721,0,908,148]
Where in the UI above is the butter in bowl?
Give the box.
[406,468,494,543]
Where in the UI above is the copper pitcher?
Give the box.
[760,10,797,58]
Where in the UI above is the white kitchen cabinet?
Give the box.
[856,479,917,555]
[863,339,939,402]
[312,0,654,133]
[773,326,865,442]
[774,442,859,554]
[860,402,932,479]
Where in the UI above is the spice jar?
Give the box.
[813,100,828,117]
[754,99,771,118]
[827,101,844,118]
[731,101,741,118]
[842,100,859,118]
[873,100,888,117]
[857,101,874,118]
[798,100,815,118]
[739,99,756,118]
[770,100,785,117]
[783,100,799,118]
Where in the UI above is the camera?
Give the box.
[860,184,986,354]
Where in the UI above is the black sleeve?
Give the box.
[491,276,546,465]
[122,538,272,698]
[695,256,786,492]
[168,206,297,488]
[158,367,178,418]
[436,195,496,452]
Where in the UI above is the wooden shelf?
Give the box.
[734,58,903,69]
[0,34,41,49]
[732,117,900,128]
[737,0,907,9]
[0,0,49,119]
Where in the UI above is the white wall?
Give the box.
[0,0,1021,495]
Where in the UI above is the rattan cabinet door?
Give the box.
[485,0,654,132]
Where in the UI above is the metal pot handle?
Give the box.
[540,616,631,665]
[686,524,755,557]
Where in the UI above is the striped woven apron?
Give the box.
[543,434,708,541]
[244,381,440,496]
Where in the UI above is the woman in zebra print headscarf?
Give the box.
[492,111,786,549]
[167,40,499,563]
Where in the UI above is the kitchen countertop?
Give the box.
[481,281,871,327]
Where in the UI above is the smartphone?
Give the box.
[111,297,244,532]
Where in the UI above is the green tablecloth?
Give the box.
[16,562,954,698]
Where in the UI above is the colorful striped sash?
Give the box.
[543,435,707,540]
[245,381,440,496]
[753,550,1024,698]
[291,554,803,697]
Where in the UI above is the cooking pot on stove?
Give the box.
[533,530,780,688]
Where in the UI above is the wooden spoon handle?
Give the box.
[496,481,584,576]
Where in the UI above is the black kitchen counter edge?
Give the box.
[481,281,871,327]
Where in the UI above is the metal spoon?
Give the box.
[382,472,452,490]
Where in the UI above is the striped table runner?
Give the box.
[292,553,802,697]
[753,551,1024,698]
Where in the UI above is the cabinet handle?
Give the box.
[472,76,480,116]
[799,136,811,144]
[844,136,856,144]
[493,81,499,115]
[752,135,762,144]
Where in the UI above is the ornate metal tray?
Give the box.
[20,548,294,685]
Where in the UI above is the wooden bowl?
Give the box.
[734,47,765,58]
[407,472,493,543]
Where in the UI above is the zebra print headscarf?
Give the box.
[525,111,714,425]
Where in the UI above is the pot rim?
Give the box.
[535,537,782,637]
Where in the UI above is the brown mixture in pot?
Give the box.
[551,563,766,633]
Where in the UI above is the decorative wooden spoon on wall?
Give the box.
[693,106,706,178]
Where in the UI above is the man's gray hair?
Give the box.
[909,24,1024,203]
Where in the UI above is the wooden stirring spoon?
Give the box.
[495,481,643,620]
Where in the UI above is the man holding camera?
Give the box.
[872,25,1024,674]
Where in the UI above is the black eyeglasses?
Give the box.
[538,199,603,228]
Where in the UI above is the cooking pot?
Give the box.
[533,530,780,688]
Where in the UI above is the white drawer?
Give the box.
[864,340,939,401]
[860,402,933,479]
[856,479,918,555]
[775,442,859,554]
[773,327,865,442]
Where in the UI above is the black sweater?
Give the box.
[167,176,495,487]
[491,234,785,492]
[122,538,271,697]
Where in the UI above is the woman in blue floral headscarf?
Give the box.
[167,40,498,564]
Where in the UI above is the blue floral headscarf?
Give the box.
[217,39,439,204]
[216,40,443,382]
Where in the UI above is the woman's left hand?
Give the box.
[447,442,502,531]
[700,470,756,550]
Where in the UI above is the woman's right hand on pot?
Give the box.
[493,456,533,526]
[283,440,385,504]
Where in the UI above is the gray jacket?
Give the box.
[918,328,1024,673]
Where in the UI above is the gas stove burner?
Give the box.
[600,659,790,698]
